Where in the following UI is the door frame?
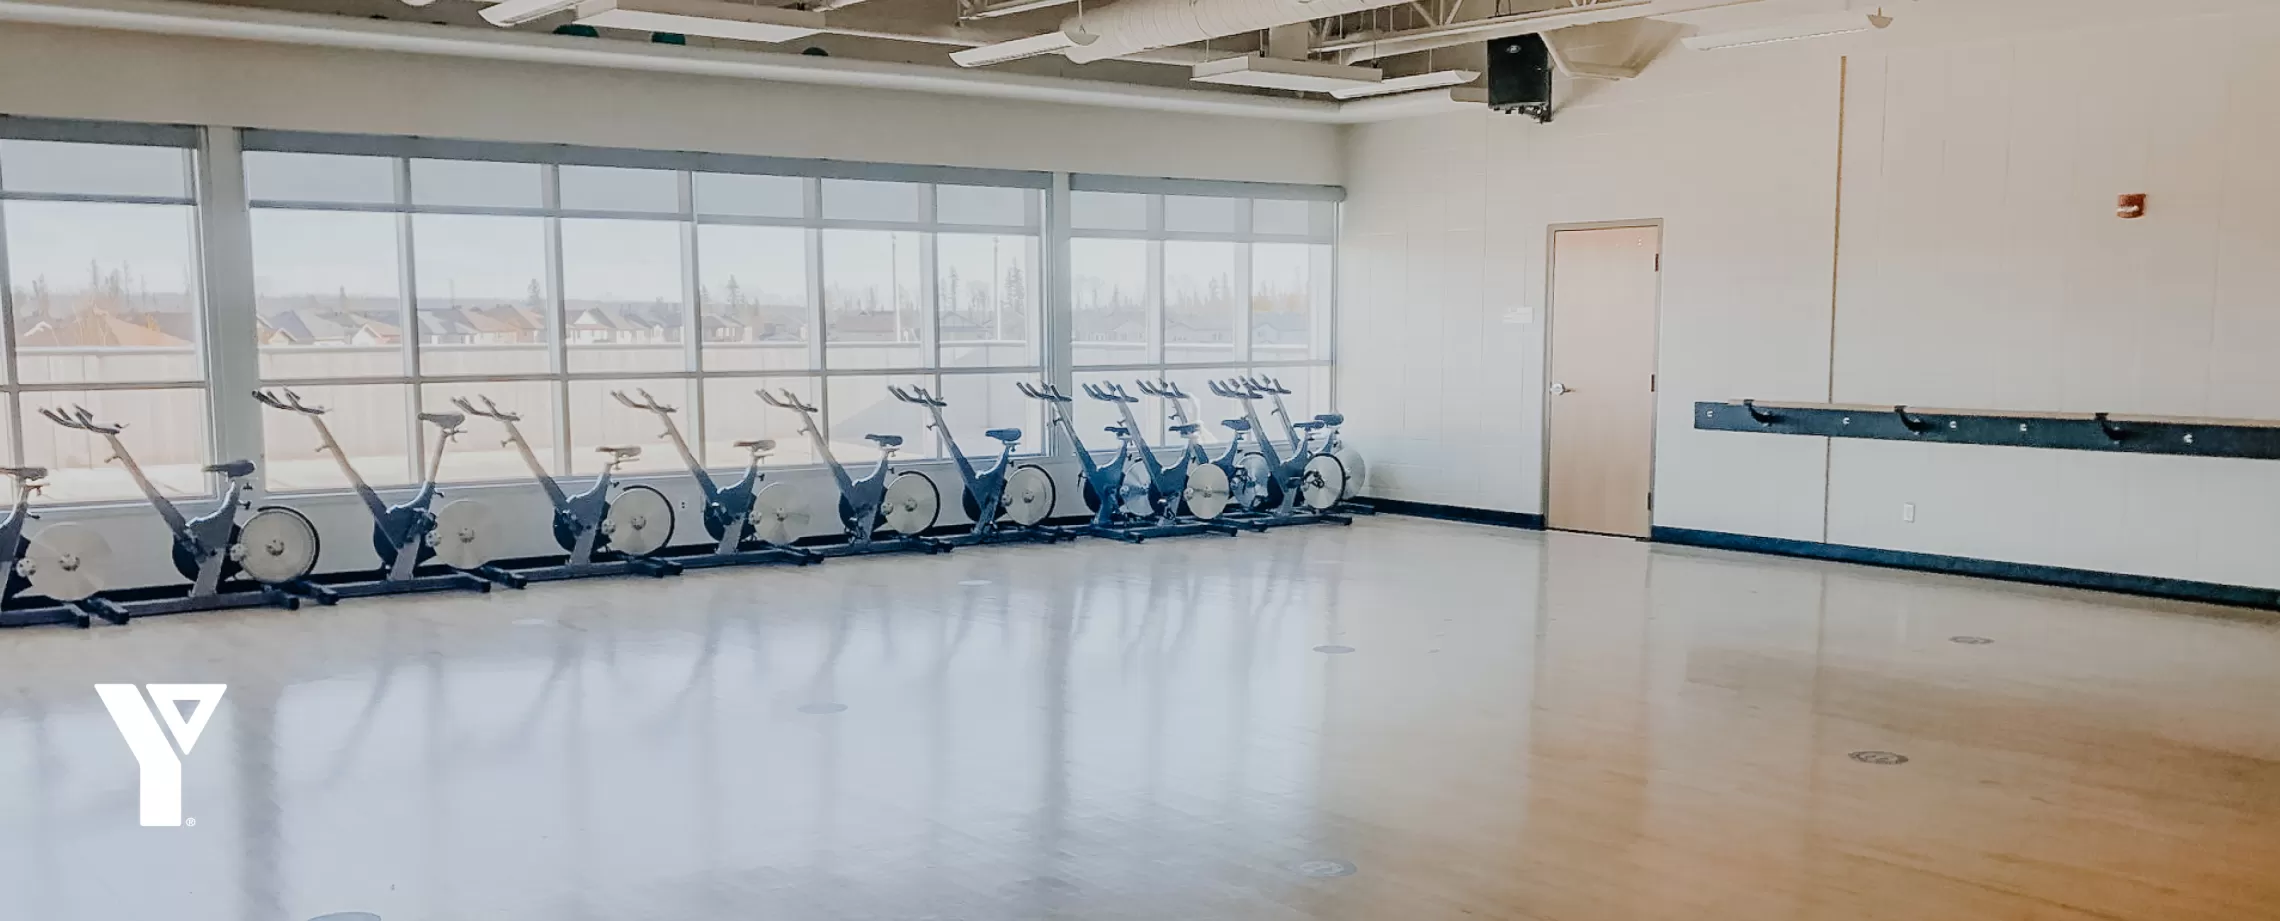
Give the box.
[1539,219,1666,534]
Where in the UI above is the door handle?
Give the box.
[1549,382,1572,396]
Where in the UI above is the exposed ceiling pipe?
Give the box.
[1322,0,1760,64]
[1055,0,1407,64]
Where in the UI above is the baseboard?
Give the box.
[1652,526,2280,612]
[1368,498,1545,531]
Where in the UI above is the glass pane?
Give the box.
[1252,198,1335,237]
[421,380,559,481]
[1164,195,1240,233]
[409,159,542,209]
[567,379,688,476]
[21,388,210,502]
[820,229,924,370]
[1158,367,1252,448]
[559,165,678,213]
[935,233,1036,369]
[1162,240,1239,365]
[244,151,395,204]
[561,218,686,374]
[411,214,550,376]
[1250,242,1332,363]
[258,384,415,492]
[0,141,188,198]
[1070,238,1150,367]
[695,173,804,218]
[827,374,935,462]
[5,201,203,384]
[1069,371,1161,455]
[936,185,1032,227]
[702,377,819,468]
[937,373,1044,457]
[696,224,810,371]
[1070,191,1146,231]
[821,179,922,223]
[252,209,404,379]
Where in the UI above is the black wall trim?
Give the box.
[1370,499,1545,531]
[1653,526,2280,611]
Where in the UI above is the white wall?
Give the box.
[1341,0,2280,588]
[0,23,1341,184]
[0,22,1340,591]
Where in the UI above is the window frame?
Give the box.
[0,117,213,503]
[0,118,1344,508]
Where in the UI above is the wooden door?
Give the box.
[1546,226,1661,537]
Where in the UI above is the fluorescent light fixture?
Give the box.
[1329,68,1479,100]
[949,28,1095,67]
[964,0,1076,19]
[572,0,824,42]
[481,0,582,27]
[1191,55,1383,94]
[1682,10,1891,50]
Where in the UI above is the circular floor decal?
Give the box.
[1949,636,1994,645]
[1848,750,1909,766]
[1296,859,1357,878]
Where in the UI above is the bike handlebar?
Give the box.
[888,384,948,408]
[38,405,122,435]
[252,388,327,416]
[756,388,819,414]
[1016,381,1073,403]
[450,395,521,423]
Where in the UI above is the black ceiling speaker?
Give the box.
[1487,35,1553,122]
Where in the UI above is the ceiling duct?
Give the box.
[1056,0,1399,64]
[572,0,825,43]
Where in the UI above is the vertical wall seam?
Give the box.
[1822,55,1849,544]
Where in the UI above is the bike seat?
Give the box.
[595,445,643,459]
[0,466,47,481]
[1221,418,1251,432]
[865,434,904,448]
[734,438,776,451]
[984,427,1023,444]
[1315,413,1345,426]
[419,411,466,428]
[205,459,257,479]
[1103,425,1129,437]
[1170,423,1201,436]
[1294,421,1327,432]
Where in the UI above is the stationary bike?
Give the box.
[1132,380,1244,526]
[609,388,817,567]
[0,466,130,628]
[1241,374,1368,509]
[756,388,947,556]
[887,384,1064,546]
[1206,380,1350,527]
[452,395,680,584]
[1082,381,1240,538]
[38,405,312,617]
[252,389,494,599]
[1016,381,1145,541]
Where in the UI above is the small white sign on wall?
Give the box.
[1501,306,1535,325]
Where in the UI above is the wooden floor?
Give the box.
[2,516,2278,921]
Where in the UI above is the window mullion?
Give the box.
[395,157,428,471]
[542,163,570,475]
[194,128,263,493]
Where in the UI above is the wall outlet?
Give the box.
[1902,502,1916,523]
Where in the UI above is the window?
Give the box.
[243,142,1052,489]
[0,123,1340,514]
[1067,187,1337,447]
[1,134,209,502]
